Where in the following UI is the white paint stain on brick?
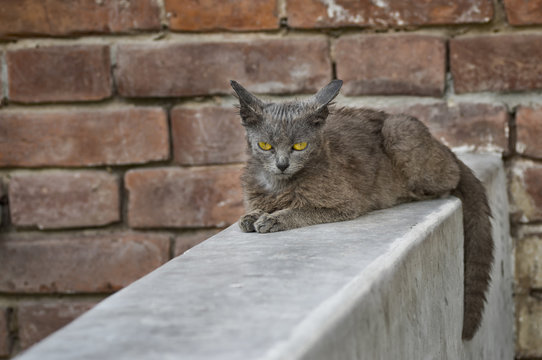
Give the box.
[389,11,405,26]
[319,0,365,23]
[290,64,311,80]
[372,0,389,8]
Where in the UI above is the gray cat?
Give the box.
[230,79,493,340]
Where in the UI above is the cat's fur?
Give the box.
[231,79,493,340]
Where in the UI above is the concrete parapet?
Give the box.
[15,154,512,360]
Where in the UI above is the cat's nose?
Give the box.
[276,162,289,172]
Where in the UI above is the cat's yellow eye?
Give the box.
[258,142,272,151]
[292,142,308,151]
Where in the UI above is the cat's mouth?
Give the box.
[273,172,293,179]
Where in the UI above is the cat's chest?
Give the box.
[256,171,276,193]
[251,171,304,206]
[249,169,345,210]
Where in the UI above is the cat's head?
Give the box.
[231,80,342,179]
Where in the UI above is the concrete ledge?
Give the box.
[15,154,513,360]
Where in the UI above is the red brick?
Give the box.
[9,171,119,229]
[383,102,509,152]
[0,308,9,357]
[0,179,4,228]
[174,229,221,256]
[0,0,161,38]
[115,38,331,97]
[335,34,446,96]
[18,300,97,349]
[0,56,3,102]
[7,45,111,103]
[516,106,542,159]
[165,0,278,31]
[287,0,493,28]
[126,166,244,228]
[450,34,542,93]
[171,105,247,165]
[504,0,542,25]
[0,232,170,293]
[509,160,542,223]
[0,107,169,167]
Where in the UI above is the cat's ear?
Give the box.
[230,80,264,126]
[306,80,342,126]
[312,80,343,111]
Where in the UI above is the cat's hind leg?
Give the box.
[381,114,460,197]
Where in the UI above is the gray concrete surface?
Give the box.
[15,154,512,360]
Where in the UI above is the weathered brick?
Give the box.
[516,295,542,357]
[450,34,542,93]
[0,108,169,167]
[384,102,509,152]
[171,105,246,165]
[9,171,119,229]
[7,45,111,103]
[174,229,221,256]
[0,308,9,357]
[18,300,97,349]
[509,160,542,223]
[286,0,493,28]
[515,231,542,292]
[504,0,542,25]
[516,106,542,159]
[0,0,161,38]
[0,233,170,293]
[0,179,4,228]
[115,38,331,97]
[165,0,279,31]
[126,166,244,228]
[335,34,446,96]
[0,56,3,103]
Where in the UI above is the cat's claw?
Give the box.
[254,213,282,233]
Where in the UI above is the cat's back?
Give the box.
[324,107,387,153]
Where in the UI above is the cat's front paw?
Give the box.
[239,211,263,232]
[254,213,284,233]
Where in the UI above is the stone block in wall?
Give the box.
[7,45,112,103]
[174,229,221,257]
[286,0,493,28]
[165,0,279,31]
[516,294,542,357]
[171,104,247,165]
[509,159,542,223]
[126,166,244,228]
[0,307,9,357]
[503,0,542,25]
[115,38,331,97]
[8,171,120,229]
[382,101,509,153]
[0,179,4,228]
[0,232,170,293]
[515,229,542,293]
[0,0,161,38]
[516,106,542,159]
[0,55,3,103]
[0,108,169,167]
[18,300,98,350]
[334,34,446,97]
[450,34,542,93]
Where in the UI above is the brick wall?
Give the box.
[0,0,541,358]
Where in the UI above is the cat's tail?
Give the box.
[451,159,493,340]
